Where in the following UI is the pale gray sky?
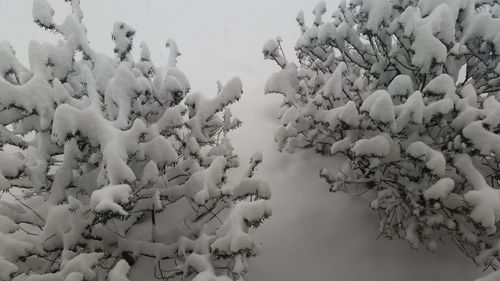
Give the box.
[0,0,317,95]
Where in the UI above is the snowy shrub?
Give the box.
[264,0,500,270]
[0,0,271,280]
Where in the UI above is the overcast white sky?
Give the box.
[0,0,317,95]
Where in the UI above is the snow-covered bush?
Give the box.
[264,0,500,269]
[0,0,270,280]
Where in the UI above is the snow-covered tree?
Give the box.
[0,0,271,280]
[264,0,500,270]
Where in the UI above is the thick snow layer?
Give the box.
[316,100,359,129]
[323,62,347,99]
[262,38,287,67]
[388,75,414,97]
[312,1,327,26]
[423,74,457,100]
[461,12,500,55]
[108,260,131,281]
[295,25,318,49]
[465,187,500,232]
[406,141,446,175]
[331,136,352,155]
[232,178,271,200]
[104,64,141,128]
[360,90,395,124]
[0,254,18,280]
[211,200,271,254]
[423,98,453,123]
[40,197,87,250]
[411,24,447,73]
[0,152,24,190]
[318,22,336,44]
[186,77,243,142]
[394,91,424,132]
[265,63,300,103]
[0,215,18,234]
[452,91,481,130]
[423,178,454,201]
[90,184,132,215]
[352,134,391,157]
[166,156,227,205]
[139,135,178,167]
[32,0,54,28]
[356,0,392,32]
[463,121,500,155]
[454,154,500,232]
[112,22,135,59]
[482,96,500,128]
[262,39,279,56]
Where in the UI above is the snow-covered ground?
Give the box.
[0,0,491,280]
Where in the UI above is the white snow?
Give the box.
[406,141,446,175]
[331,136,352,155]
[318,22,336,44]
[464,187,500,233]
[423,74,457,101]
[481,96,500,128]
[0,254,18,280]
[112,22,135,59]
[388,75,414,98]
[90,184,132,215]
[394,91,424,132]
[108,260,131,281]
[232,178,271,201]
[166,156,227,205]
[312,1,327,26]
[316,100,359,130]
[262,38,286,68]
[265,63,299,103]
[40,197,87,250]
[454,154,500,232]
[423,98,454,123]
[323,62,347,100]
[423,178,455,201]
[186,77,243,142]
[360,90,395,124]
[211,200,271,255]
[411,24,447,73]
[357,0,392,32]
[32,0,55,28]
[352,134,391,157]
[463,121,500,155]
[139,135,178,167]
[461,12,500,56]
[0,152,25,190]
